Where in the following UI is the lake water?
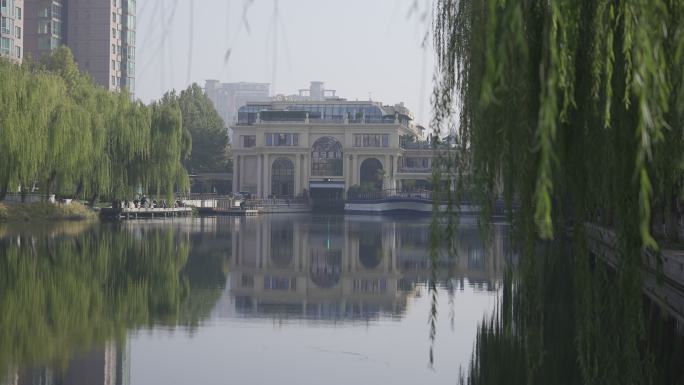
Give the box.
[0,215,511,385]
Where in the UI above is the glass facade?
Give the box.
[265,133,299,146]
[400,157,432,171]
[241,135,256,148]
[121,0,136,94]
[354,134,389,147]
[0,37,10,55]
[237,102,409,126]
[0,0,20,61]
[311,137,343,176]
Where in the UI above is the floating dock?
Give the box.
[198,207,259,216]
[100,207,193,219]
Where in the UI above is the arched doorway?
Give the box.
[311,137,343,176]
[271,157,294,197]
[360,158,383,190]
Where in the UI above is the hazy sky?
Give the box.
[135,0,435,126]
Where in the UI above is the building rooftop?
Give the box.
[235,82,415,129]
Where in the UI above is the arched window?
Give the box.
[311,137,343,176]
[271,157,294,197]
[360,158,383,190]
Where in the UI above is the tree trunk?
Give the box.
[89,193,99,207]
[0,176,8,201]
[46,171,57,202]
[74,179,84,200]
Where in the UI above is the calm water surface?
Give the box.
[0,215,510,385]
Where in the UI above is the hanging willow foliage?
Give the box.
[0,47,191,201]
[434,0,683,383]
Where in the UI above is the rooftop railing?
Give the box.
[238,114,411,127]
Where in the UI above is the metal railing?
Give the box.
[397,167,433,174]
[346,189,435,202]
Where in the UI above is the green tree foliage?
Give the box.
[0,222,225,378]
[433,0,684,383]
[178,83,230,174]
[434,0,683,244]
[0,47,191,201]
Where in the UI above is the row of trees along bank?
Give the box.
[431,0,683,384]
[0,47,230,203]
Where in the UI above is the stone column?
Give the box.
[257,154,263,198]
[347,155,353,188]
[384,154,390,190]
[303,153,310,192]
[263,154,270,197]
[389,155,394,191]
[351,155,358,185]
[234,155,241,193]
[295,154,301,196]
[300,153,306,196]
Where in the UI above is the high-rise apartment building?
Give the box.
[205,80,271,138]
[24,0,136,94]
[0,0,24,63]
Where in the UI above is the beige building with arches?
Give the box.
[231,91,435,199]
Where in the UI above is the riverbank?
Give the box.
[0,202,97,222]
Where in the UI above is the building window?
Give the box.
[0,17,9,34]
[37,37,50,50]
[241,135,256,148]
[112,44,116,54]
[0,37,10,56]
[311,136,343,176]
[264,133,298,147]
[15,45,19,58]
[14,26,20,39]
[241,274,253,288]
[111,75,115,86]
[52,3,61,18]
[354,134,389,148]
[15,6,21,20]
[52,21,61,37]
[400,157,431,171]
[263,276,296,291]
[112,12,116,22]
[38,20,49,34]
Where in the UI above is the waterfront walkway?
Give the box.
[586,223,684,322]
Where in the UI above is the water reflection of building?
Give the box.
[228,215,508,320]
[3,342,129,385]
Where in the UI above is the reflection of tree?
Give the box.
[179,232,230,330]
[0,224,220,378]
[462,244,684,385]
